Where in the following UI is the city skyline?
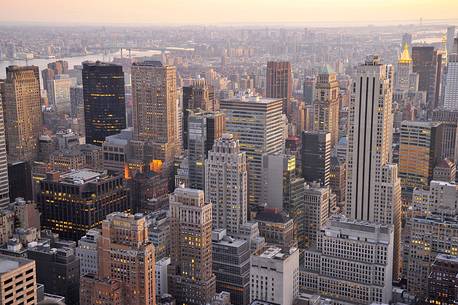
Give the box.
[1,0,458,26]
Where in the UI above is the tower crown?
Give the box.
[399,43,412,64]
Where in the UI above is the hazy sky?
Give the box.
[1,0,457,25]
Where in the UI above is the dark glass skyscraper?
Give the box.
[412,46,442,110]
[82,61,126,146]
[301,130,331,187]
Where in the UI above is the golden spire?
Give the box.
[399,43,412,64]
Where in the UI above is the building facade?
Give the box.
[301,216,394,305]
[1,66,42,163]
[38,169,130,241]
[168,188,216,305]
[346,56,402,279]
[220,96,284,206]
[205,134,247,234]
[313,65,340,147]
[83,61,126,146]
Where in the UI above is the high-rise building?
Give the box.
[42,60,69,98]
[412,46,443,110]
[182,80,216,149]
[205,134,247,234]
[444,53,458,110]
[212,229,250,305]
[303,183,330,247]
[346,56,402,279]
[301,131,331,187]
[427,254,458,305]
[399,121,444,190]
[411,180,458,216]
[446,26,456,56]
[404,215,458,299]
[313,65,340,147]
[7,161,33,203]
[250,246,299,305]
[303,76,316,105]
[396,43,414,92]
[433,159,456,183]
[0,86,9,208]
[260,153,305,246]
[0,255,37,305]
[220,96,284,206]
[38,169,130,241]
[48,74,75,113]
[168,188,216,305]
[28,240,80,305]
[330,156,346,206]
[131,61,177,149]
[75,229,100,276]
[188,110,224,190]
[82,61,126,146]
[80,275,122,305]
[70,85,84,119]
[301,215,394,305]
[1,66,42,163]
[97,212,156,305]
[266,61,292,114]
[155,257,170,297]
[431,110,458,161]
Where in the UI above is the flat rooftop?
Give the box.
[0,255,33,274]
[61,169,102,184]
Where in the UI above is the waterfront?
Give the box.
[0,49,161,79]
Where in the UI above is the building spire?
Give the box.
[399,43,412,64]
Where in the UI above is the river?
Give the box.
[0,49,162,79]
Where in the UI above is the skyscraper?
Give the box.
[399,121,444,190]
[182,80,216,149]
[205,134,247,234]
[346,55,402,279]
[446,26,456,56]
[1,66,42,162]
[313,65,340,147]
[168,188,216,305]
[131,61,178,163]
[80,212,155,305]
[82,61,126,146]
[188,110,224,190]
[303,183,330,247]
[266,61,292,114]
[301,131,331,187]
[444,53,458,110]
[303,76,316,105]
[412,46,443,110]
[396,43,414,92]
[220,96,284,206]
[212,230,250,305]
[97,212,156,305]
[0,84,9,208]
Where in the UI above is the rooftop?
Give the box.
[0,255,33,274]
[255,208,291,224]
[60,169,102,184]
[435,254,458,263]
[256,246,297,260]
